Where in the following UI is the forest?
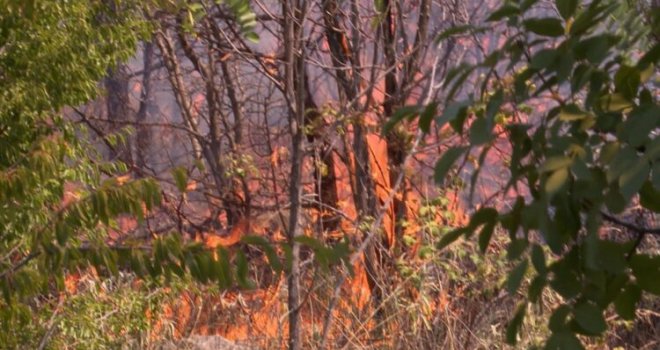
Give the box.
[1,0,659,349]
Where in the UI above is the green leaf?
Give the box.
[550,265,581,299]
[549,305,571,332]
[528,275,546,302]
[531,244,547,274]
[574,34,616,64]
[278,244,292,272]
[469,118,492,145]
[171,166,188,192]
[55,221,69,246]
[630,254,660,295]
[558,50,575,83]
[1,278,11,304]
[638,43,660,68]
[294,235,326,250]
[614,65,641,100]
[559,105,588,121]
[545,168,569,195]
[618,105,660,148]
[571,63,592,92]
[607,146,638,182]
[599,142,620,166]
[614,284,641,320]
[507,259,529,294]
[520,0,540,11]
[523,18,565,37]
[485,89,504,120]
[478,220,496,253]
[433,147,467,184]
[540,156,573,173]
[216,247,233,289]
[647,137,660,160]
[592,239,627,275]
[507,239,528,261]
[573,302,607,335]
[383,106,419,133]
[555,0,578,19]
[639,64,655,83]
[604,274,630,305]
[487,4,520,22]
[245,32,259,43]
[619,160,649,201]
[468,207,499,228]
[599,93,633,112]
[435,25,483,42]
[419,102,437,133]
[130,251,147,278]
[640,181,660,212]
[436,100,471,130]
[437,228,467,250]
[505,302,527,345]
[604,188,626,214]
[235,250,254,289]
[570,1,617,36]
[545,331,585,350]
[330,238,351,266]
[445,64,476,102]
[241,235,283,272]
[530,49,558,70]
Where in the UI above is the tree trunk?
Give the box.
[283,0,306,348]
[105,64,133,166]
[136,41,154,173]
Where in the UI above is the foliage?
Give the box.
[45,274,172,350]
[159,0,258,40]
[0,1,291,346]
[395,0,660,347]
[0,0,152,340]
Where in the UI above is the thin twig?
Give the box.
[37,297,65,350]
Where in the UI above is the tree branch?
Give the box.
[601,211,660,236]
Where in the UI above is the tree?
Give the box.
[0,0,147,345]
[396,0,660,347]
[0,1,269,346]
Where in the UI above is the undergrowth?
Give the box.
[9,195,658,349]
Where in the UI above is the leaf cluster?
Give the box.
[390,0,660,347]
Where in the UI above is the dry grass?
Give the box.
[29,224,659,350]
